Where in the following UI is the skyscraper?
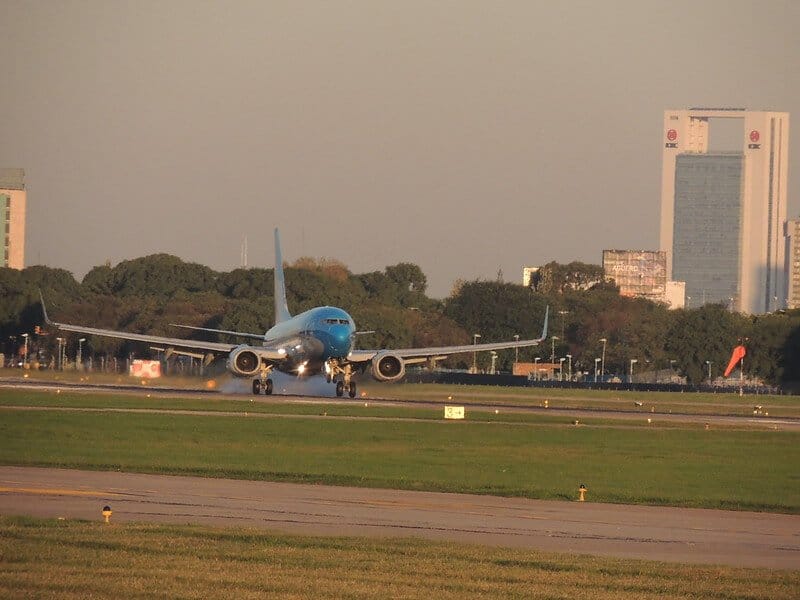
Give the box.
[1,168,26,269]
[787,218,800,310]
[660,109,790,313]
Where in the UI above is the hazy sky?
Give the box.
[1,0,798,297]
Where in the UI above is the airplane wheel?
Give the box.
[348,381,357,398]
[265,379,273,395]
[252,380,261,395]
[335,381,344,397]
[326,374,332,383]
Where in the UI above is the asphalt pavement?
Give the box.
[1,466,798,570]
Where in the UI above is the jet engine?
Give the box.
[227,345,261,377]
[371,351,406,382]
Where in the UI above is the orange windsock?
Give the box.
[723,345,746,377]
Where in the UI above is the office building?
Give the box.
[788,219,800,310]
[603,250,667,301]
[602,249,684,308]
[1,168,26,269]
[660,109,790,313]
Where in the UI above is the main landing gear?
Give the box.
[252,364,274,395]
[252,378,273,395]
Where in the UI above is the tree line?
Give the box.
[1,257,798,385]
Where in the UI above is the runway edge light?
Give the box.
[102,505,112,523]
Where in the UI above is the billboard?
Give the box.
[603,250,667,299]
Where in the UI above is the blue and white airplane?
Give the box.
[43,229,548,398]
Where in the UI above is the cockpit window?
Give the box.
[325,318,350,324]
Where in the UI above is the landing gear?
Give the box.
[252,363,275,396]
[328,359,356,399]
[252,377,274,395]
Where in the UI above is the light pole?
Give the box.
[472,333,481,374]
[490,351,497,375]
[55,337,63,370]
[629,358,638,383]
[77,338,86,371]
[566,354,572,381]
[21,333,29,369]
[594,358,600,382]
[599,338,607,380]
[550,336,559,365]
[558,357,566,381]
[513,334,519,364]
[705,360,712,385]
[534,357,540,381]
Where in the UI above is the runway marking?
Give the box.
[0,486,122,498]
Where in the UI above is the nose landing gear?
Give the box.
[328,360,357,398]
[335,380,357,398]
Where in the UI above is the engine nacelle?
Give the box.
[371,352,406,382]
[227,345,261,377]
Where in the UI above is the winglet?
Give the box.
[39,290,53,325]
[273,228,292,324]
[540,305,549,341]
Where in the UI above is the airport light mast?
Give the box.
[472,334,481,374]
[599,338,607,380]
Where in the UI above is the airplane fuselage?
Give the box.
[264,306,355,375]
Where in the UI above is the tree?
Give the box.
[81,254,217,298]
[445,280,548,371]
[665,305,749,385]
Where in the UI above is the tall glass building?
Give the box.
[660,109,790,313]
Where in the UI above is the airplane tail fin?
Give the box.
[540,305,549,341]
[39,290,54,325]
[273,228,292,324]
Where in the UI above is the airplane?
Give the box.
[41,229,549,398]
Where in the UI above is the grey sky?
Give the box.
[1,0,798,297]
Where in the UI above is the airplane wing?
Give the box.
[169,323,267,341]
[348,306,549,365]
[39,293,285,360]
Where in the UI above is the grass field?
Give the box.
[1,516,797,600]
[361,382,800,418]
[1,389,798,512]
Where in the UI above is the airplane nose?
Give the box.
[332,327,351,352]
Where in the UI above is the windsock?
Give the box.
[723,345,746,377]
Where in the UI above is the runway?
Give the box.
[2,377,798,430]
[1,466,798,570]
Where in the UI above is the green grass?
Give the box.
[362,382,800,418]
[0,516,796,599]
[1,392,798,512]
